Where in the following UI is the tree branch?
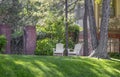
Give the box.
[67,0,78,7]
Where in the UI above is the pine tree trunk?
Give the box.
[90,0,111,59]
[83,0,89,56]
[87,0,98,50]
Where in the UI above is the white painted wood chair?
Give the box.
[53,43,64,56]
[68,43,83,56]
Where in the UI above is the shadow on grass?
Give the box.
[82,58,120,77]
[0,56,35,77]
[0,54,120,77]
[30,56,120,77]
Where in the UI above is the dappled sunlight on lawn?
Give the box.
[14,58,64,77]
[111,58,120,62]
[0,54,120,77]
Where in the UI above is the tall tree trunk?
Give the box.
[87,0,98,50]
[83,0,89,56]
[64,0,68,56]
[90,0,111,59]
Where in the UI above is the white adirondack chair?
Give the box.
[68,43,83,56]
[53,43,64,56]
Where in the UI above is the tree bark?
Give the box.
[64,0,68,56]
[83,0,89,56]
[87,0,98,50]
[89,0,111,59]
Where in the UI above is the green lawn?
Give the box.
[0,54,120,77]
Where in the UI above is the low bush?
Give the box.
[0,35,7,53]
[35,38,56,55]
[108,52,120,59]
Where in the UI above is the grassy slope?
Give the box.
[0,54,120,77]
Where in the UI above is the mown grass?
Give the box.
[0,54,120,77]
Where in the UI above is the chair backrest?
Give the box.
[55,43,64,52]
[73,43,83,53]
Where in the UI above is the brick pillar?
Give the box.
[23,26,36,55]
[0,24,11,54]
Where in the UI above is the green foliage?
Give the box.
[36,14,83,54]
[109,52,120,59]
[36,15,66,56]
[35,37,75,56]
[68,24,82,36]
[68,24,79,33]
[0,54,120,77]
[37,15,65,42]
[0,35,7,53]
[11,31,23,38]
[68,38,75,49]
[68,24,82,43]
[0,0,45,32]
[35,38,56,55]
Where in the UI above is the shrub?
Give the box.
[35,15,83,55]
[35,38,56,55]
[68,24,82,43]
[0,35,7,53]
[108,52,120,59]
